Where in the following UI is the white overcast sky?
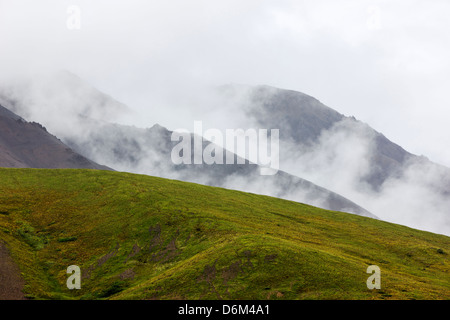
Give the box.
[1,0,450,166]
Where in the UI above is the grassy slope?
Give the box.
[0,168,448,300]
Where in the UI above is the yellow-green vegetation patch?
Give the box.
[0,168,448,300]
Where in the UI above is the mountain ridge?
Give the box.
[3,72,450,234]
[63,118,376,218]
[0,104,111,170]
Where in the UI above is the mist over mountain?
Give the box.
[0,72,374,218]
[0,103,110,170]
[234,85,414,190]
[0,71,129,122]
[1,71,449,235]
[211,85,450,235]
[62,119,375,217]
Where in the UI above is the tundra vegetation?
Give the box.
[0,168,448,300]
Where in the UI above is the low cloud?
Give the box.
[0,66,449,236]
[278,117,450,235]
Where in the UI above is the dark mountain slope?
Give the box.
[0,104,111,170]
[240,84,450,191]
[231,85,416,190]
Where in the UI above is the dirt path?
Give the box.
[0,242,26,300]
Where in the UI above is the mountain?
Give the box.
[215,84,450,235]
[0,103,111,170]
[4,73,450,234]
[0,72,376,218]
[234,85,415,190]
[0,168,448,300]
[62,119,376,218]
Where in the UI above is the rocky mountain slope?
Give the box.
[0,104,110,170]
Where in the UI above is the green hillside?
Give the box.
[0,168,448,300]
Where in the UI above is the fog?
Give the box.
[1,1,450,166]
[280,119,450,235]
[1,1,450,235]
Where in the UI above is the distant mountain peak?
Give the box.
[148,123,168,132]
